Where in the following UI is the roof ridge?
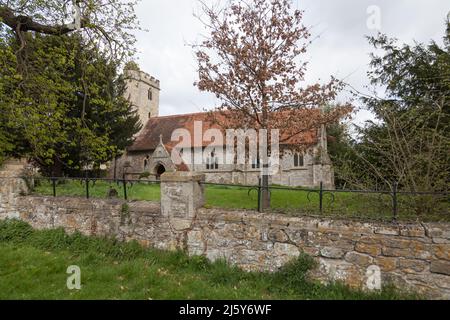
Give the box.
[151,111,213,120]
[152,108,319,120]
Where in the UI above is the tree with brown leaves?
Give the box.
[193,0,352,209]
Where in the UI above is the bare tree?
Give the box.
[0,0,142,68]
[338,100,449,192]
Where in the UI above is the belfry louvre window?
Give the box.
[294,153,304,167]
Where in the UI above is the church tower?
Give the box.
[123,68,160,133]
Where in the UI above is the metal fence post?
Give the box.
[122,174,128,201]
[52,178,57,197]
[392,181,398,221]
[319,181,324,214]
[85,177,90,199]
[257,177,262,213]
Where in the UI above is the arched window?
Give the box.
[206,151,219,170]
[294,153,304,167]
[143,155,150,171]
[252,156,260,169]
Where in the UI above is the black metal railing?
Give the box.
[23,177,161,201]
[200,179,449,222]
[1,176,448,222]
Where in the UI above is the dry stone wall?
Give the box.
[0,163,449,299]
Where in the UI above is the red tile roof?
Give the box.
[128,111,319,152]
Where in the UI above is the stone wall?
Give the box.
[0,165,449,299]
[190,209,450,299]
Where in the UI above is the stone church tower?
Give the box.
[108,68,161,179]
[123,69,160,133]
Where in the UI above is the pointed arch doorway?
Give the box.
[154,163,166,180]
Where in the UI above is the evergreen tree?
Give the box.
[0,31,141,175]
[337,22,450,192]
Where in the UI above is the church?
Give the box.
[111,69,335,188]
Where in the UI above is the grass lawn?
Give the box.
[33,179,449,222]
[33,179,160,202]
[0,220,414,300]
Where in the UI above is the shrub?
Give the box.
[139,172,151,179]
[271,254,317,292]
[0,219,34,242]
[207,259,246,285]
[29,228,71,250]
[0,220,146,261]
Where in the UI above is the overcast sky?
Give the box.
[132,0,449,125]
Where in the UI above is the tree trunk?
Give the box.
[260,96,271,211]
[113,155,118,181]
[261,164,270,210]
[260,119,270,210]
[51,157,63,177]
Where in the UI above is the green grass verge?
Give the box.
[33,180,449,222]
[33,179,160,201]
[0,219,416,300]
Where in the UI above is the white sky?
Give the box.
[132,0,449,126]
